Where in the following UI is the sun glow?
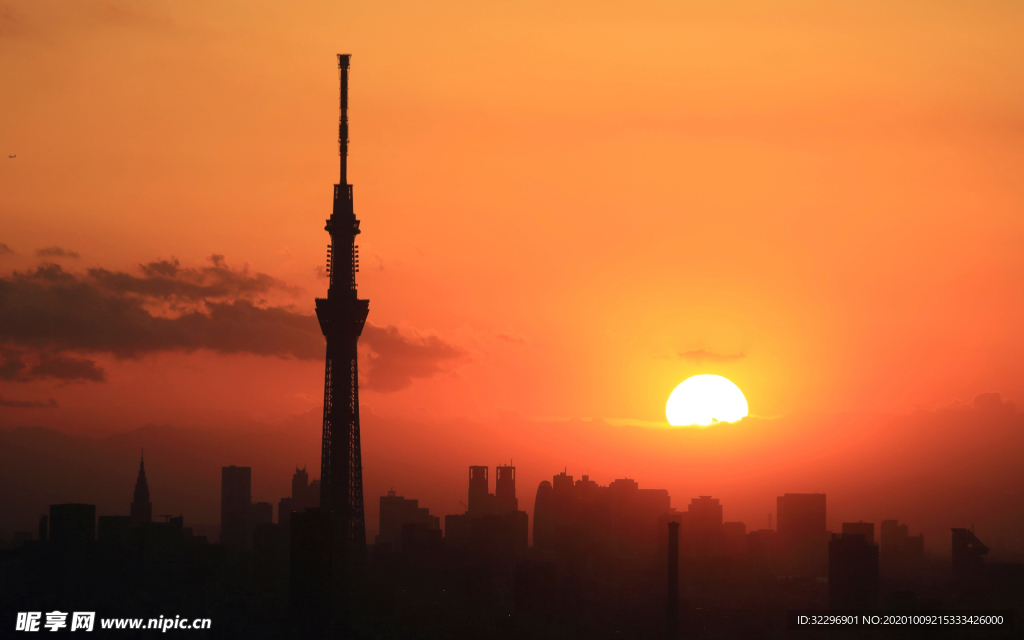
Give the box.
[666,375,748,427]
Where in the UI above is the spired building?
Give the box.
[130,451,152,527]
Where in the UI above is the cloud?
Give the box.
[0,396,58,409]
[0,257,323,367]
[35,246,80,259]
[29,352,106,382]
[496,332,526,344]
[0,348,106,383]
[88,254,299,302]
[0,349,26,380]
[0,243,12,256]
[361,324,467,392]
[972,392,1015,417]
[0,256,469,389]
[679,349,745,363]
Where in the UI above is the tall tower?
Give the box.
[316,53,369,565]
[130,450,152,527]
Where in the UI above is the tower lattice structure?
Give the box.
[315,53,369,566]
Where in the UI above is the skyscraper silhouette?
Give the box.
[667,521,680,640]
[777,493,827,576]
[829,532,879,609]
[495,463,518,511]
[130,450,152,527]
[220,465,252,550]
[292,466,310,505]
[278,466,313,532]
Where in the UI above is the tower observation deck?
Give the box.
[316,53,369,568]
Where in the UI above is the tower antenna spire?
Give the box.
[338,54,350,186]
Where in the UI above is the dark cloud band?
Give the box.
[0,259,322,360]
[0,256,465,391]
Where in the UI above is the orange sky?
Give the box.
[2,1,1024,547]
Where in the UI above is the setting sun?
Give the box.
[666,375,749,427]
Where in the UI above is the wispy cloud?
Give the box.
[0,396,58,409]
[35,246,80,259]
[679,349,745,363]
[496,331,526,344]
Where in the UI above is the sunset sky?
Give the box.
[2,1,1024,549]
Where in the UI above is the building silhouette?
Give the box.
[375,489,440,552]
[682,496,724,557]
[746,527,779,569]
[535,471,670,561]
[777,493,827,576]
[446,464,528,554]
[130,450,152,527]
[952,527,989,588]
[495,463,518,511]
[252,502,273,527]
[722,521,747,555]
[98,515,132,546]
[842,521,874,545]
[468,465,489,513]
[667,521,680,639]
[220,465,251,550]
[278,466,316,532]
[292,466,309,500]
[49,503,96,576]
[829,532,879,609]
[49,503,96,547]
[289,508,331,634]
[878,518,924,585]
